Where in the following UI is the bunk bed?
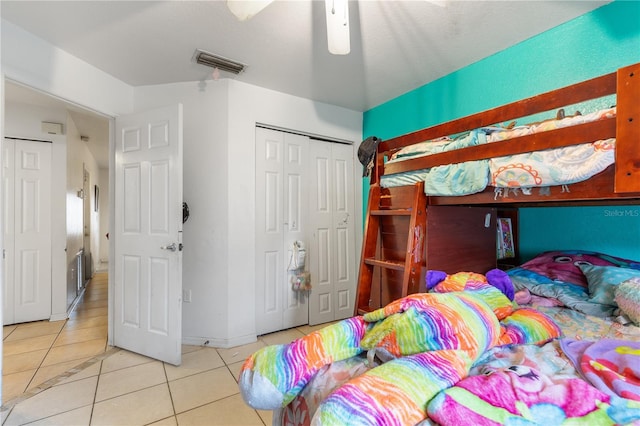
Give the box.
[239,62,640,425]
[356,61,640,314]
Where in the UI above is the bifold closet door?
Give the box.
[3,138,52,325]
[308,141,356,325]
[255,128,309,335]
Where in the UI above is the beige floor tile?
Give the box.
[41,338,106,367]
[2,369,36,403]
[26,405,92,426]
[27,357,92,391]
[182,345,203,354]
[164,348,224,381]
[3,349,48,375]
[90,383,174,426]
[296,320,340,335]
[96,361,166,402]
[68,306,108,320]
[216,340,266,365]
[4,321,65,342]
[63,315,108,331]
[53,325,107,347]
[75,299,108,310]
[257,408,273,425]
[2,334,58,356]
[3,325,18,339]
[1,407,12,424]
[169,367,239,414]
[176,394,264,425]
[259,328,306,346]
[148,415,178,425]
[3,376,98,425]
[56,359,102,385]
[101,349,155,374]
[227,360,244,381]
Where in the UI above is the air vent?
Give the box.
[194,49,246,74]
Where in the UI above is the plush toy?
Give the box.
[239,270,561,425]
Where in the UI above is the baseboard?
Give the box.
[50,312,69,321]
[182,334,257,350]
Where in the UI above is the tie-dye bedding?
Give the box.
[380,107,616,196]
[271,308,640,426]
[240,271,564,425]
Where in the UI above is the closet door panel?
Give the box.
[282,133,309,327]
[256,128,285,334]
[255,129,309,335]
[309,141,356,325]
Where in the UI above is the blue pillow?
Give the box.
[579,264,640,306]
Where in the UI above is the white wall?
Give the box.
[135,79,363,347]
[66,115,101,285]
[2,17,363,347]
[1,20,133,117]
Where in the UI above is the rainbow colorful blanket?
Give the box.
[239,271,562,424]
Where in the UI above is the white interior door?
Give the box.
[114,104,183,365]
[2,138,52,325]
[255,128,309,335]
[308,141,356,325]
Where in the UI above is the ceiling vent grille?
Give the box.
[194,49,246,74]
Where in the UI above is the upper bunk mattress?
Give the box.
[380,107,616,196]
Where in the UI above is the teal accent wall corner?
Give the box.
[362,1,640,261]
[519,206,640,262]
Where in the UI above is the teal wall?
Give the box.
[362,1,640,262]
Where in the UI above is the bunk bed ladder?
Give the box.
[355,181,427,315]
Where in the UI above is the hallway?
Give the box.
[1,272,326,425]
[2,272,109,404]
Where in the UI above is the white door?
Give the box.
[2,138,52,325]
[114,104,183,365]
[255,128,309,335]
[308,141,356,325]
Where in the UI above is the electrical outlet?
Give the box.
[183,289,192,303]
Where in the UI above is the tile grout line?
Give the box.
[0,346,120,414]
[162,360,179,423]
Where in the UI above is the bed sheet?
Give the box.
[380,108,616,196]
[273,306,640,426]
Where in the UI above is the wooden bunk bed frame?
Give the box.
[356,62,640,315]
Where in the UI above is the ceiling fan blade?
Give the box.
[227,0,274,21]
[325,0,350,55]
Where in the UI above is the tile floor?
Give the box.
[1,272,331,425]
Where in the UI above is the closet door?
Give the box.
[255,128,309,335]
[308,141,356,325]
[3,138,52,324]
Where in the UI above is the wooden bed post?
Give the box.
[615,62,640,193]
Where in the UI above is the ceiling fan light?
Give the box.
[227,0,274,21]
[194,49,246,74]
[325,0,350,55]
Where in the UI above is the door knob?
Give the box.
[161,243,178,252]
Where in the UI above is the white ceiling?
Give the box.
[1,0,610,167]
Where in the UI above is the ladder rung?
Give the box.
[371,209,412,216]
[364,258,405,270]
